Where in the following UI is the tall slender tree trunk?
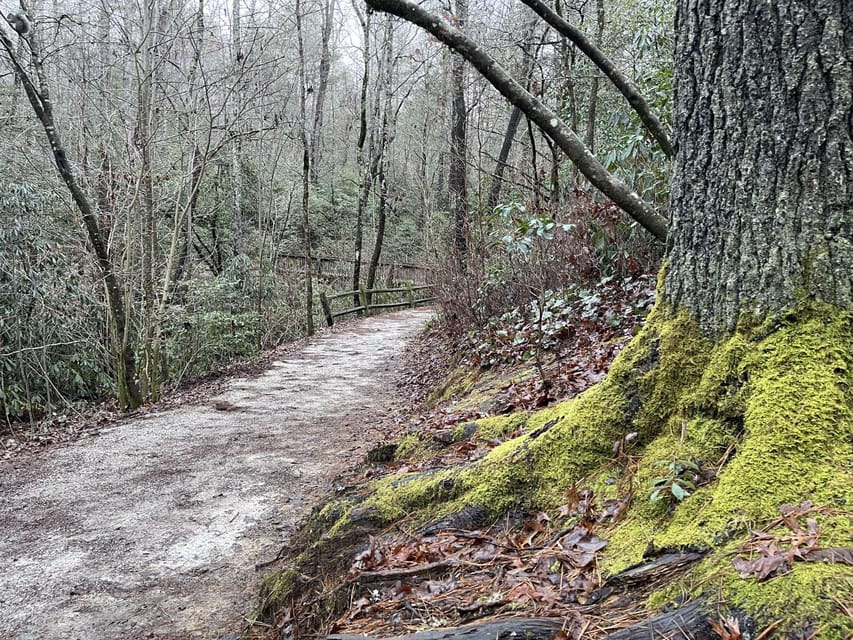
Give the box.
[418,114,431,225]
[351,3,372,310]
[366,17,395,304]
[295,0,314,336]
[584,0,605,154]
[486,107,522,213]
[555,0,579,188]
[525,115,542,209]
[487,19,538,212]
[448,0,468,260]
[309,0,334,185]
[172,0,207,292]
[137,0,158,397]
[365,160,389,303]
[230,0,244,256]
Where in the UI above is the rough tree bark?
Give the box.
[665,0,852,331]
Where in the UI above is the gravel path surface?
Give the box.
[0,309,432,640]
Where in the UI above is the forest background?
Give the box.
[0,0,667,424]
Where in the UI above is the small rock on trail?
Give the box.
[0,309,432,640]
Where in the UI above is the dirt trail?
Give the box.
[0,309,432,640]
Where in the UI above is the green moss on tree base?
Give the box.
[603,305,853,634]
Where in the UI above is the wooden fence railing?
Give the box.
[319,284,436,327]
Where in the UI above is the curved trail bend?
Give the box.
[0,308,432,640]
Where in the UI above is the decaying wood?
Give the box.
[328,617,563,640]
[604,551,706,589]
[327,600,719,640]
[602,600,715,640]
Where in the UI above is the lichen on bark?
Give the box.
[665,0,853,332]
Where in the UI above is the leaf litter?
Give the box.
[325,277,670,638]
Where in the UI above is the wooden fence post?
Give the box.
[320,292,334,327]
[359,286,369,315]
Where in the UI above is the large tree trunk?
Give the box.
[665,0,852,330]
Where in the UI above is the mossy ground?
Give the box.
[255,303,852,638]
[604,307,853,636]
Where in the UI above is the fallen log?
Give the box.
[327,618,563,640]
[602,600,715,640]
[326,599,723,640]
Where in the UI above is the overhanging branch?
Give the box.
[365,0,668,242]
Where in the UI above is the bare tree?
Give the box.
[351,0,373,310]
[584,0,605,154]
[230,0,245,255]
[295,0,314,335]
[448,0,468,259]
[365,16,396,299]
[1,6,143,408]
[308,0,334,184]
